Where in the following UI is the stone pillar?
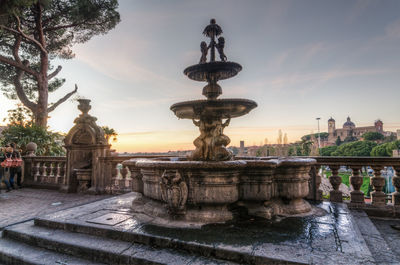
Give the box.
[329,165,342,202]
[370,165,386,206]
[61,99,110,194]
[392,166,400,205]
[349,166,364,205]
[307,165,323,201]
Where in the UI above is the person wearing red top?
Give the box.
[9,143,22,188]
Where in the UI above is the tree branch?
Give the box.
[47,84,78,112]
[48,65,62,79]
[12,35,22,63]
[15,15,47,54]
[0,54,38,77]
[14,63,37,111]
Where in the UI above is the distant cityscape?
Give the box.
[118,117,399,157]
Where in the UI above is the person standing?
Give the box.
[10,143,22,188]
[0,146,11,192]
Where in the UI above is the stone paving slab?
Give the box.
[34,192,375,265]
[351,210,400,265]
[0,188,110,229]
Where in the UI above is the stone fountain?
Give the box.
[124,19,316,225]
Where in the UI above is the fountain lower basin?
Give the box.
[123,158,316,224]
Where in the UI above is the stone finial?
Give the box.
[25,142,37,156]
[64,99,107,146]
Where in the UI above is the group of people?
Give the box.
[0,143,22,192]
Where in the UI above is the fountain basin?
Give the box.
[184,61,242,82]
[170,98,257,119]
[123,158,316,224]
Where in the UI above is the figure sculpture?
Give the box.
[199,41,208,63]
[202,19,225,62]
[216,37,227,61]
[192,117,232,161]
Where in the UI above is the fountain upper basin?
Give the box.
[170,98,257,119]
[184,61,242,82]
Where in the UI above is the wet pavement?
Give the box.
[31,192,376,264]
[0,188,110,229]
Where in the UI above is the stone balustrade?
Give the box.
[23,155,174,193]
[308,157,400,207]
[23,156,67,189]
[99,155,175,194]
[22,154,400,216]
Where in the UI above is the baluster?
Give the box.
[33,161,40,182]
[392,165,400,205]
[55,162,61,184]
[370,165,386,206]
[124,166,132,190]
[329,165,342,202]
[349,166,364,205]
[39,162,46,183]
[63,162,67,185]
[307,165,322,201]
[48,162,55,183]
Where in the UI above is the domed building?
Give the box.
[327,116,384,144]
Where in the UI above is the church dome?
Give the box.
[328,117,335,122]
[343,116,355,127]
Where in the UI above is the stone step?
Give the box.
[33,216,304,265]
[2,221,238,265]
[0,237,104,265]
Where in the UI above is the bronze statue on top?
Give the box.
[202,19,227,62]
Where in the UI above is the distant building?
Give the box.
[238,140,245,156]
[327,117,384,144]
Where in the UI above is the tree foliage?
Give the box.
[319,145,338,156]
[370,140,400,157]
[0,0,120,127]
[301,132,329,141]
[343,135,358,143]
[362,132,384,141]
[335,136,342,146]
[330,141,377,157]
[1,105,64,156]
[101,126,117,144]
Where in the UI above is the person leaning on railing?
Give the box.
[10,143,23,188]
[0,145,12,192]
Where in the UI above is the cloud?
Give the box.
[246,67,398,95]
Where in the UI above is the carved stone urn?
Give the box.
[77,99,91,115]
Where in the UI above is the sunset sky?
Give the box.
[1,0,400,152]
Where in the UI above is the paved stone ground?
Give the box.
[370,217,400,259]
[29,193,375,264]
[0,188,110,229]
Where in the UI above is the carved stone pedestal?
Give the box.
[330,190,343,203]
[62,99,110,194]
[350,191,365,205]
[371,191,386,206]
[75,169,92,193]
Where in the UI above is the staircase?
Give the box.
[0,220,241,265]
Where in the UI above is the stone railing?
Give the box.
[100,155,175,194]
[23,155,174,192]
[309,157,400,207]
[23,156,67,189]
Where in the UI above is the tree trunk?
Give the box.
[35,72,49,128]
